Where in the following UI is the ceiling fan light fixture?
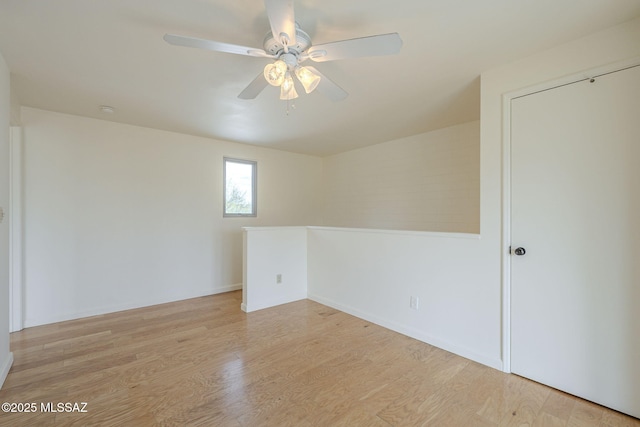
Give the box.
[264,59,287,86]
[164,0,403,103]
[279,72,298,100]
[295,66,321,94]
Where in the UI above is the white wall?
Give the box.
[323,121,479,233]
[306,16,640,372]
[482,16,640,368]
[310,119,496,368]
[21,107,322,327]
[307,228,500,368]
[242,227,307,312]
[0,51,13,388]
[243,225,500,370]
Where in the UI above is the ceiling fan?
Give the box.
[163,0,403,102]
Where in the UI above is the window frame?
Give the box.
[223,157,257,218]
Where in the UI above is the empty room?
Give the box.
[0,1,639,425]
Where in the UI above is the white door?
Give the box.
[510,65,640,418]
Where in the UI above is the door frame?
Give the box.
[500,57,640,373]
[9,126,23,333]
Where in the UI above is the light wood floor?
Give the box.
[0,291,638,426]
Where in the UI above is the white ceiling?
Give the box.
[1,1,639,156]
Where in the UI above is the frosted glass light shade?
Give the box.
[295,66,321,93]
[279,73,298,100]
[263,60,287,86]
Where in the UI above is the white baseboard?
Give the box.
[214,283,242,294]
[24,284,244,328]
[244,292,307,313]
[307,293,503,371]
[0,352,14,389]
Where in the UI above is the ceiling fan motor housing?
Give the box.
[263,25,311,57]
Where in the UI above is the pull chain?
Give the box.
[285,99,296,116]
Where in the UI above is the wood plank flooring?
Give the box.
[0,291,638,426]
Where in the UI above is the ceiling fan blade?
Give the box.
[264,0,296,46]
[163,34,273,58]
[305,66,348,102]
[307,33,402,62]
[238,73,269,99]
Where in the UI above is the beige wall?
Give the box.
[309,16,640,373]
[481,16,640,367]
[322,121,480,233]
[20,107,323,327]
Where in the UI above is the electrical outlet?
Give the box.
[410,296,419,310]
[276,274,282,284]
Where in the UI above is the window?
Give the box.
[223,157,257,217]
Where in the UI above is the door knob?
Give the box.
[514,247,526,256]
